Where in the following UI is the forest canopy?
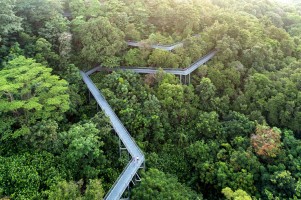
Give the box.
[1,0,301,199]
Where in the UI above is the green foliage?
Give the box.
[48,180,81,200]
[73,16,125,67]
[69,0,101,19]
[59,122,105,180]
[15,0,63,34]
[2,0,301,199]
[0,152,64,199]
[131,168,202,200]
[48,179,104,200]
[34,38,59,67]
[83,179,105,200]
[124,48,147,66]
[222,187,252,200]
[148,49,180,68]
[0,0,22,41]
[196,111,221,139]
[0,56,69,140]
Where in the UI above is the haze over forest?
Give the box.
[1,0,301,199]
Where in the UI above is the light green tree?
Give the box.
[131,168,202,200]
[0,56,69,140]
[222,187,252,200]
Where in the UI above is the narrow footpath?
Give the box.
[81,71,144,200]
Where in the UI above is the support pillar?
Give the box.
[140,161,146,170]
[118,139,122,158]
[118,138,129,160]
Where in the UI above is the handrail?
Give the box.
[81,48,217,200]
[126,41,183,51]
[184,50,218,75]
[104,156,145,199]
[127,34,200,51]
[80,71,144,200]
[86,49,217,76]
[81,72,144,157]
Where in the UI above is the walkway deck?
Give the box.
[81,46,217,200]
[127,41,183,51]
[127,34,200,51]
[80,71,144,200]
[86,49,217,76]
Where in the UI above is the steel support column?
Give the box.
[119,138,129,160]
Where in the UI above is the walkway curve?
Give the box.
[127,34,200,51]
[81,71,144,200]
[82,45,217,199]
[86,49,217,76]
[127,41,183,51]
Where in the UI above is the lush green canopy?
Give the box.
[1,0,301,199]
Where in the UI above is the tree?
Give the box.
[59,122,106,180]
[38,15,69,50]
[58,32,72,64]
[195,111,221,139]
[0,152,64,199]
[48,180,81,200]
[123,48,147,66]
[0,56,69,140]
[83,179,105,200]
[48,179,105,200]
[131,168,202,200]
[196,78,218,111]
[148,49,180,68]
[74,16,125,67]
[0,0,22,41]
[69,0,102,19]
[15,0,63,34]
[222,187,252,200]
[34,38,60,68]
[251,125,282,158]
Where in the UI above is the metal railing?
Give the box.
[86,49,217,77]
[81,47,217,200]
[127,34,201,51]
[80,71,144,200]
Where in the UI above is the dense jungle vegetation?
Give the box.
[1,0,301,199]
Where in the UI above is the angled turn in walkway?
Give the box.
[81,71,144,200]
[126,34,200,51]
[127,41,183,51]
[86,49,217,76]
[81,38,217,199]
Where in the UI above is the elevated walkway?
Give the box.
[81,38,217,199]
[126,41,183,51]
[86,49,217,84]
[127,34,200,51]
[81,71,144,200]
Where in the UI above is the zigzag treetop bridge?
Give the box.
[126,41,183,51]
[81,37,217,199]
[81,71,144,200]
[126,34,200,51]
[86,49,217,84]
